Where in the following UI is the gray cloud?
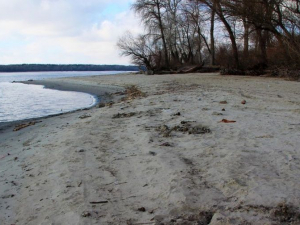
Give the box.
[0,0,141,64]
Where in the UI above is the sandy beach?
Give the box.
[1,72,300,225]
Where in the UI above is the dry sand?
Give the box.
[0,73,300,225]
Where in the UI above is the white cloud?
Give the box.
[0,0,142,64]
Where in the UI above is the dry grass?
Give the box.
[124,85,146,101]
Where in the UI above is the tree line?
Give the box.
[118,0,300,74]
[0,64,139,72]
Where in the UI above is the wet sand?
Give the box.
[0,73,300,225]
[21,79,125,100]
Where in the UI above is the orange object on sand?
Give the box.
[219,119,236,123]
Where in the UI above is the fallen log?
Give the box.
[149,62,205,75]
[179,62,205,74]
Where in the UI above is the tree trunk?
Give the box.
[243,19,249,58]
[156,1,169,68]
[257,29,267,65]
[210,0,216,65]
[216,1,239,68]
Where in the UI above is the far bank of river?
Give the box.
[0,71,132,83]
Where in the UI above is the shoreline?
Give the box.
[20,78,125,102]
[0,78,125,132]
[1,73,300,224]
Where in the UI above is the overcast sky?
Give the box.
[0,0,142,65]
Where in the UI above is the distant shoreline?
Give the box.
[0,64,140,73]
[0,71,136,83]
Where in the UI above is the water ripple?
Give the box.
[0,83,96,122]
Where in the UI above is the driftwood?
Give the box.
[178,62,205,74]
[153,62,206,75]
[89,201,109,204]
[197,66,220,73]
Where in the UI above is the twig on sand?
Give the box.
[90,201,109,204]
[104,181,115,186]
[132,223,155,225]
[219,119,236,123]
[126,221,155,225]
[121,195,137,200]
[104,181,127,186]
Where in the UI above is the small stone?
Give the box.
[212,112,223,116]
[105,101,114,107]
[241,100,246,104]
[219,101,228,104]
[149,151,157,156]
[180,121,189,124]
[158,125,169,132]
[138,207,146,212]
[222,108,226,111]
[79,114,91,119]
[2,194,15,199]
[81,211,91,217]
[98,103,105,108]
[172,112,181,116]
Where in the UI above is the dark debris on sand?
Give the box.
[156,121,211,137]
[112,112,136,119]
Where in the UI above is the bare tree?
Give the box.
[197,0,240,67]
[210,0,216,65]
[118,0,300,72]
[180,2,211,64]
[132,0,170,68]
[117,32,155,70]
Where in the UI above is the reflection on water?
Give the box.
[0,83,96,122]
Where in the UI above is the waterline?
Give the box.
[0,82,96,123]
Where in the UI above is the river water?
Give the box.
[0,71,127,122]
